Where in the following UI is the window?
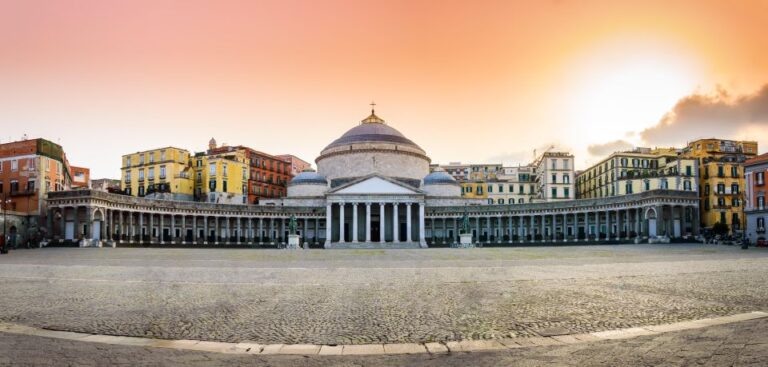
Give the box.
[242,168,247,180]
[477,185,483,195]
[717,166,724,177]
[27,180,35,191]
[644,180,650,191]
[487,185,493,193]
[499,199,505,204]
[758,196,765,210]
[564,174,570,184]
[705,184,710,194]
[465,186,472,193]
[717,183,725,194]
[11,160,18,171]
[758,217,765,229]
[551,187,557,198]
[733,198,740,207]
[148,168,155,180]
[498,184,503,193]
[509,184,514,192]
[139,155,145,165]
[564,187,570,198]
[196,171,202,181]
[732,166,738,178]
[686,166,692,176]
[684,180,692,191]
[125,171,131,183]
[731,184,739,194]
[758,172,766,185]
[551,174,557,183]
[660,179,669,189]
[519,185,524,194]
[563,159,569,170]
[518,198,524,203]
[138,186,145,196]
[197,160,202,167]
[149,153,155,163]
[160,151,166,161]
[0,181,3,193]
[551,159,557,170]
[209,163,216,176]
[223,180,228,192]
[139,169,145,181]
[488,199,494,204]
[223,164,228,177]
[625,181,633,194]
[209,179,216,190]
[159,166,166,179]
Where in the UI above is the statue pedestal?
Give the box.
[459,233,473,248]
[287,234,301,249]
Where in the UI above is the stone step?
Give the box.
[326,242,421,249]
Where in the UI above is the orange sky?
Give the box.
[2,0,768,178]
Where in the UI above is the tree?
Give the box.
[712,221,729,236]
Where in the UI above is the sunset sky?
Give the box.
[2,0,768,178]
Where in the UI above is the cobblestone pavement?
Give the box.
[0,245,766,345]
[1,318,767,366]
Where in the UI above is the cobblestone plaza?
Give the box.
[0,245,766,348]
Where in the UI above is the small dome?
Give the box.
[289,169,327,186]
[423,170,458,185]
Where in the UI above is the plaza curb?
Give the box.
[0,311,766,356]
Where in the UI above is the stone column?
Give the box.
[615,210,621,240]
[281,218,286,244]
[519,216,524,243]
[137,212,142,243]
[171,214,175,244]
[192,216,197,244]
[159,214,164,244]
[352,203,358,243]
[442,217,448,243]
[324,204,332,247]
[486,216,492,244]
[365,203,372,242]
[475,216,481,242]
[180,215,185,244]
[148,213,153,243]
[237,217,242,244]
[595,211,601,240]
[392,203,399,242]
[338,203,345,243]
[303,218,308,243]
[418,203,426,247]
[118,211,124,243]
[314,218,320,244]
[406,203,412,242]
[204,216,209,244]
[259,217,264,245]
[380,203,386,243]
[606,210,611,240]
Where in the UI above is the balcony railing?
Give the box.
[10,189,37,197]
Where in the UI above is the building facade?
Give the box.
[70,166,91,189]
[276,154,312,177]
[121,147,194,201]
[533,151,575,201]
[45,108,700,248]
[194,145,248,204]
[744,153,768,242]
[0,138,84,246]
[682,139,757,233]
[576,148,698,200]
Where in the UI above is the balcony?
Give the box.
[713,205,733,210]
[757,227,766,234]
[10,189,37,197]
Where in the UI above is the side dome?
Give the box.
[288,169,327,186]
[421,169,461,197]
[423,170,458,185]
[287,169,328,197]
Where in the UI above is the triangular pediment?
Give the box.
[331,175,421,195]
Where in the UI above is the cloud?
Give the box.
[640,84,768,147]
[587,139,634,157]
[487,142,567,165]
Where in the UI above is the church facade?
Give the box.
[45,109,700,248]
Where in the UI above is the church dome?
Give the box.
[315,106,431,185]
[322,111,423,151]
[423,169,458,185]
[288,169,327,186]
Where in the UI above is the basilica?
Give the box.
[46,109,700,248]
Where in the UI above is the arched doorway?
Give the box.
[645,208,658,236]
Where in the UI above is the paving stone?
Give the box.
[278,344,320,355]
[382,343,427,354]
[317,345,343,355]
[342,344,385,355]
[424,342,449,354]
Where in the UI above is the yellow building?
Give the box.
[121,147,194,200]
[682,139,758,233]
[460,181,489,199]
[192,147,248,204]
[577,147,698,199]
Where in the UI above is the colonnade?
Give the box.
[324,201,425,245]
[424,204,699,244]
